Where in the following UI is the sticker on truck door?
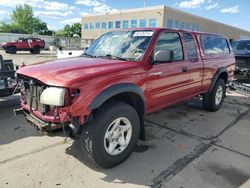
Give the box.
[133,31,154,37]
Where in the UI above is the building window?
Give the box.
[173,20,179,29]
[90,23,94,29]
[115,21,121,28]
[84,23,88,30]
[140,19,147,28]
[167,18,172,28]
[123,20,129,29]
[185,23,189,30]
[102,22,106,29]
[190,24,195,31]
[96,22,100,29]
[108,21,113,29]
[195,24,200,31]
[149,18,156,27]
[131,20,137,28]
[180,21,184,29]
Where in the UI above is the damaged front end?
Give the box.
[14,75,82,134]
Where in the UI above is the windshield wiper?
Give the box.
[98,54,129,61]
[82,53,96,58]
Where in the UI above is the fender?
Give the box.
[208,67,227,93]
[88,83,146,140]
[88,83,146,112]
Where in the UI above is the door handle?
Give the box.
[182,67,189,73]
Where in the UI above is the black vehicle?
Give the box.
[0,54,17,97]
[231,39,250,78]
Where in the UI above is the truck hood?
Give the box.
[17,57,139,87]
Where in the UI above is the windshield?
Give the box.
[231,40,250,52]
[84,30,154,61]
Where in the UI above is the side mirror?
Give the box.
[153,50,174,63]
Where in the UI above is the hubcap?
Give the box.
[104,117,132,156]
[215,85,223,105]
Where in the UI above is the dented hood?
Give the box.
[17,57,139,87]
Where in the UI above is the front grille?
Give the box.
[18,76,47,114]
[235,57,250,69]
[25,84,45,113]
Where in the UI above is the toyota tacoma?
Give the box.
[15,28,235,168]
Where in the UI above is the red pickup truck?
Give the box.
[2,37,45,54]
[16,28,235,168]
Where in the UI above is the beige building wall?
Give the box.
[81,5,250,42]
[81,6,165,42]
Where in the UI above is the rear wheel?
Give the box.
[80,101,140,168]
[33,46,40,54]
[203,78,226,112]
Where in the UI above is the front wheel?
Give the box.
[80,101,140,168]
[203,78,226,112]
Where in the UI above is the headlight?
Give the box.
[40,87,66,106]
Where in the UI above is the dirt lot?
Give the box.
[0,52,250,188]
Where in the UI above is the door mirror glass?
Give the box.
[153,50,174,63]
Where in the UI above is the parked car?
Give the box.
[0,54,17,97]
[15,28,235,168]
[1,37,45,54]
[231,39,250,77]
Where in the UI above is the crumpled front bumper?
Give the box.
[14,107,68,132]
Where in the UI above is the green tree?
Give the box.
[0,4,53,35]
[56,23,81,37]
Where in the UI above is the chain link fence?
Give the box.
[0,33,89,50]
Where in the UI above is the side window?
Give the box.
[201,34,230,55]
[183,33,198,60]
[154,32,184,61]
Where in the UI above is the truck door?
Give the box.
[182,32,203,96]
[146,31,190,111]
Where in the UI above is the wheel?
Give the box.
[30,49,34,54]
[33,46,40,54]
[80,101,140,168]
[9,46,17,54]
[203,78,226,112]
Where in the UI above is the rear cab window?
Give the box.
[183,33,198,61]
[200,34,230,55]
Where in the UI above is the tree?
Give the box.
[0,4,53,35]
[56,23,81,37]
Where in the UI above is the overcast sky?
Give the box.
[0,0,249,31]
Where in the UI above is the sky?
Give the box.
[0,0,249,31]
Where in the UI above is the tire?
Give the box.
[203,78,226,112]
[80,101,140,168]
[30,49,34,54]
[9,46,17,54]
[33,46,40,54]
